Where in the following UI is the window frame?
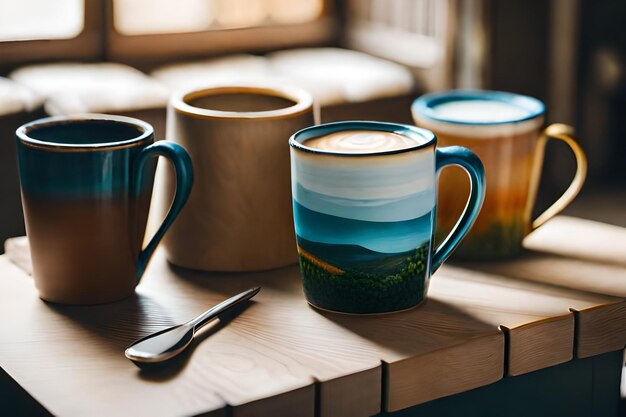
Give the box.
[104,0,338,62]
[343,0,458,91]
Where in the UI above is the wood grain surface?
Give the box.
[435,265,598,376]
[0,245,502,416]
[3,236,31,274]
[525,216,626,268]
[480,215,626,298]
[572,301,626,358]
[2,215,626,416]
[475,215,626,360]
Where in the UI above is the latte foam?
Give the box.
[303,130,421,154]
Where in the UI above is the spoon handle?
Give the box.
[187,287,261,331]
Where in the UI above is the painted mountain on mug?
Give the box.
[296,236,419,276]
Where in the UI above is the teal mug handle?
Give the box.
[133,141,194,280]
[431,146,486,273]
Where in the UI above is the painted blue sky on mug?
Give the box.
[291,149,435,253]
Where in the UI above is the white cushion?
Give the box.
[10,63,170,115]
[151,54,278,93]
[0,77,42,116]
[151,49,415,107]
[267,48,415,106]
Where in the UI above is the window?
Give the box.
[106,0,335,61]
[0,0,332,65]
[0,0,84,41]
[344,0,455,90]
[346,0,448,68]
[0,0,100,64]
[113,0,324,35]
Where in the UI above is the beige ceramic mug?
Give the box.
[163,85,317,271]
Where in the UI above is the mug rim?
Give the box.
[411,89,546,126]
[289,121,437,157]
[171,84,314,120]
[16,114,154,152]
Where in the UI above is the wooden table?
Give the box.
[1,216,625,417]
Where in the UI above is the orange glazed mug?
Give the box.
[412,90,587,260]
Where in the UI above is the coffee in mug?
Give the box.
[290,121,486,314]
[16,115,193,304]
[412,90,587,260]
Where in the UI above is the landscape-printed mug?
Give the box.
[289,121,486,314]
[16,115,193,304]
[412,90,587,260]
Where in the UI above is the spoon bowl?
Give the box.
[125,287,260,364]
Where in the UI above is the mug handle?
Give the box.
[133,141,194,280]
[431,146,486,273]
[528,123,587,230]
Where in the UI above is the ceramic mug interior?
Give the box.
[188,92,296,113]
[17,115,152,148]
[22,120,146,146]
[174,85,313,119]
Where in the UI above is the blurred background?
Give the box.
[1,0,625,248]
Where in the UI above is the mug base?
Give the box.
[306,297,428,316]
[37,289,136,305]
[449,246,525,262]
[166,254,298,274]
[165,251,299,273]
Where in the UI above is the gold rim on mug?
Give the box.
[171,85,315,121]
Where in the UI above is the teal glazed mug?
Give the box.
[16,114,193,304]
[289,121,486,314]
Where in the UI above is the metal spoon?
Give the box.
[125,287,260,364]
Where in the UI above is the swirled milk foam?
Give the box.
[303,130,422,153]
